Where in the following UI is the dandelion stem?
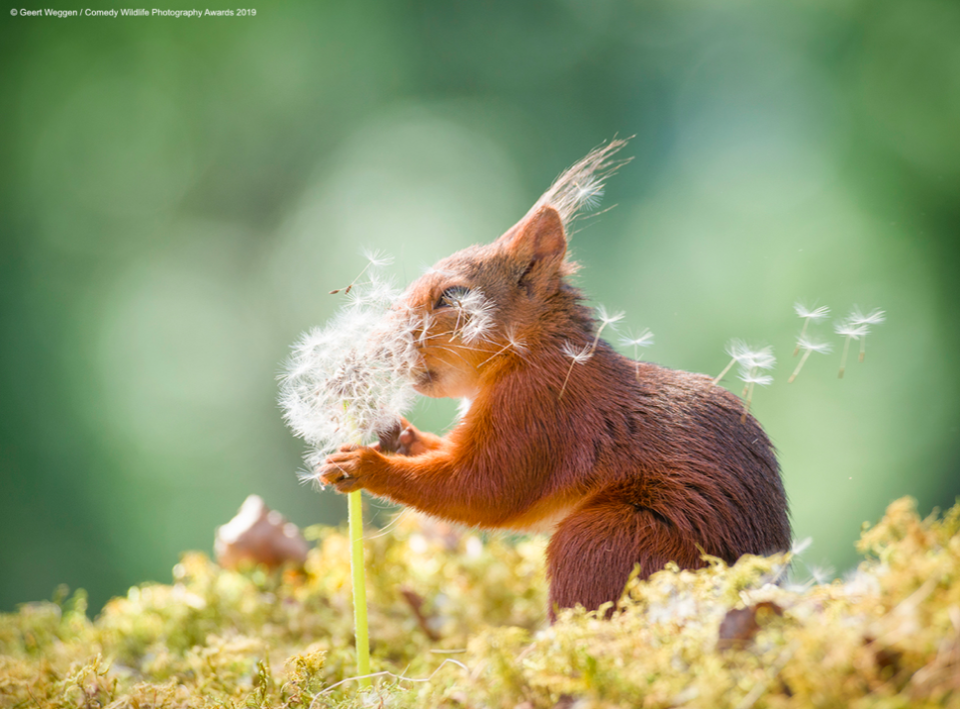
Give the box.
[558,321,611,401]
[859,334,866,363]
[558,362,577,401]
[348,489,371,689]
[789,350,812,384]
[793,320,809,357]
[741,381,755,424]
[839,336,851,379]
[330,261,377,295]
[713,358,736,386]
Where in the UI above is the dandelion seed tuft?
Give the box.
[714,341,774,386]
[621,329,655,350]
[561,339,593,365]
[596,304,625,327]
[849,307,886,326]
[793,302,831,321]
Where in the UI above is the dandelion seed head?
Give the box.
[794,302,830,321]
[280,264,418,463]
[796,336,833,354]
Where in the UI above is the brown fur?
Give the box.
[320,199,791,620]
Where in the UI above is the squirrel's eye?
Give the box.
[435,285,470,309]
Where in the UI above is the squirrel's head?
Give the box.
[391,140,630,399]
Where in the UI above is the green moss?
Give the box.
[2,498,959,708]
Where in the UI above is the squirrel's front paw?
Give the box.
[377,417,442,456]
[318,445,381,493]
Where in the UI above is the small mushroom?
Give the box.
[215,495,309,570]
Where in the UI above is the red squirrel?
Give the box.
[319,141,791,619]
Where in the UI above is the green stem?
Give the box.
[348,489,371,688]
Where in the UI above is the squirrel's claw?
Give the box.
[319,448,368,493]
[378,417,433,456]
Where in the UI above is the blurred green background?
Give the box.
[1,0,958,613]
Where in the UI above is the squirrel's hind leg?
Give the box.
[545,482,705,621]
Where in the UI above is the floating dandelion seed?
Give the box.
[329,248,394,295]
[561,339,593,365]
[834,320,869,379]
[571,178,604,211]
[793,302,831,356]
[713,340,767,386]
[621,328,654,380]
[789,336,833,383]
[739,368,774,424]
[716,343,775,422]
[596,304,626,328]
[848,307,886,363]
[451,290,496,345]
[558,304,622,400]
[478,326,527,368]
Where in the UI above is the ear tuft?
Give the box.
[498,205,567,262]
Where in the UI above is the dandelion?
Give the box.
[834,320,869,379]
[329,248,394,295]
[792,302,831,356]
[848,307,886,362]
[280,265,416,689]
[558,304,623,400]
[788,336,833,384]
[621,328,654,380]
[280,298,417,463]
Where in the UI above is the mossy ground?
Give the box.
[2,498,959,708]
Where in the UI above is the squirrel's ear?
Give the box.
[496,205,567,265]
